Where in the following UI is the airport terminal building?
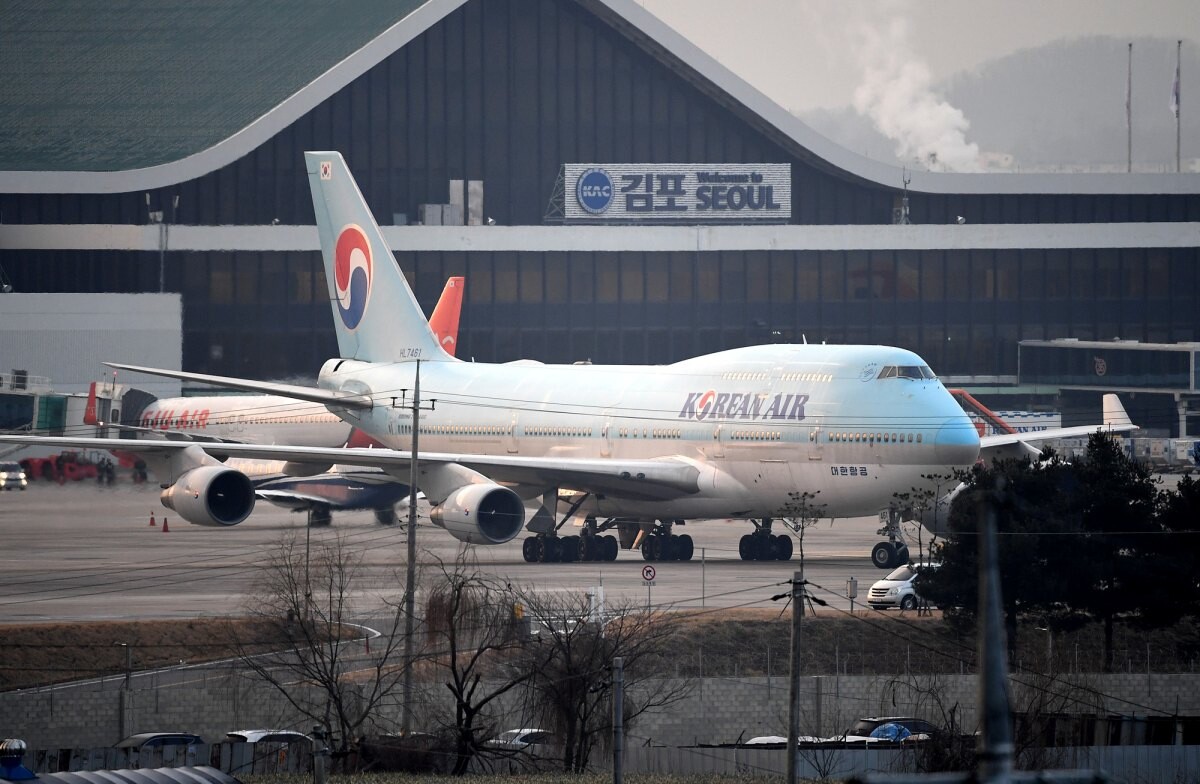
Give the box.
[1,0,1198,434]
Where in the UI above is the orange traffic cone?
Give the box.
[149,512,157,527]
[162,517,169,533]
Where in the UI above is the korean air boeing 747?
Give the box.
[0,152,1135,567]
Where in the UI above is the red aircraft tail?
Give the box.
[83,382,99,425]
[429,276,464,357]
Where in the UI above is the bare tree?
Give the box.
[515,591,693,772]
[878,673,976,773]
[421,552,536,774]
[892,470,957,565]
[229,531,412,756]
[779,490,826,565]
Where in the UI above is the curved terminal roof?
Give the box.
[34,768,239,784]
[0,0,1195,196]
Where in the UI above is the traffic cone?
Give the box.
[162,517,169,533]
[149,512,157,527]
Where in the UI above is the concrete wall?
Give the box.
[5,669,1199,751]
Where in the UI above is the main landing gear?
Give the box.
[638,519,694,562]
[520,490,619,563]
[738,518,794,561]
[521,518,619,563]
[871,508,910,569]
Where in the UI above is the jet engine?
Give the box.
[429,483,525,545]
[909,482,966,538]
[160,466,255,527]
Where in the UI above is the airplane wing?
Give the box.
[978,392,1137,463]
[100,421,246,444]
[104,363,374,410]
[0,435,702,501]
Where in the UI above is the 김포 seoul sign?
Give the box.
[565,163,791,223]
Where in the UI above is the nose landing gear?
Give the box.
[871,509,910,569]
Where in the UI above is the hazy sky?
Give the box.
[640,0,1199,113]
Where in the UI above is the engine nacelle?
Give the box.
[910,482,966,538]
[160,466,255,527]
[429,483,525,545]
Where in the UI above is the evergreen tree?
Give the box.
[1063,433,1159,671]
[919,454,1075,657]
[924,433,1179,672]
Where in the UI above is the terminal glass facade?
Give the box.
[1,0,1198,383]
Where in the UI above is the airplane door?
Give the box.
[601,415,613,458]
[709,425,726,459]
[507,411,520,453]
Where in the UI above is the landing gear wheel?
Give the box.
[561,535,580,563]
[894,545,910,566]
[541,537,562,563]
[522,537,538,563]
[676,534,694,562]
[602,535,619,561]
[642,534,660,561]
[374,508,397,526]
[739,534,755,560]
[773,534,793,561]
[871,542,896,569]
[660,535,676,562]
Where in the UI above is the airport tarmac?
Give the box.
[0,481,922,624]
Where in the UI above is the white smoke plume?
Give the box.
[852,14,983,172]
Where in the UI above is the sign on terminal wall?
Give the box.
[564,163,791,223]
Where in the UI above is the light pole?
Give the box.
[1037,626,1053,674]
[147,193,179,293]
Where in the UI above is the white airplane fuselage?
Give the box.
[138,395,351,447]
[319,343,980,521]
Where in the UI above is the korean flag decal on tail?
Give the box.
[333,224,372,330]
[320,160,332,180]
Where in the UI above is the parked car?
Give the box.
[838,716,939,743]
[114,732,206,750]
[223,730,310,744]
[486,728,561,772]
[487,727,557,750]
[744,734,826,745]
[0,462,28,491]
[867,563,937,610]
[360,732,453,774]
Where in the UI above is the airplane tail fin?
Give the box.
[429,276,464,357]
[1102,393,1135,430]
[305,151,448,363]
[83,382,99,425]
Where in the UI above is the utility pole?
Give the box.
[613,656,624,784]
[401,359,423,735]
[786,568,803,784]
[1127,42,1133,173]
[115,642,131,742]
[976,478,1013,784]
[304,510,312,620]
[1175,39,1182,173]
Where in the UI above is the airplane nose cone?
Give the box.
[934,419,981,466]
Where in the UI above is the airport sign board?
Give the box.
[564,163,791,223]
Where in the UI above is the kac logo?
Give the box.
[576,168,614,214]
[334,224,373,330]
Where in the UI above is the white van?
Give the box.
[867,563,936,610]
[0,462,27,491]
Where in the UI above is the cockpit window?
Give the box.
[877,365,937,380]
